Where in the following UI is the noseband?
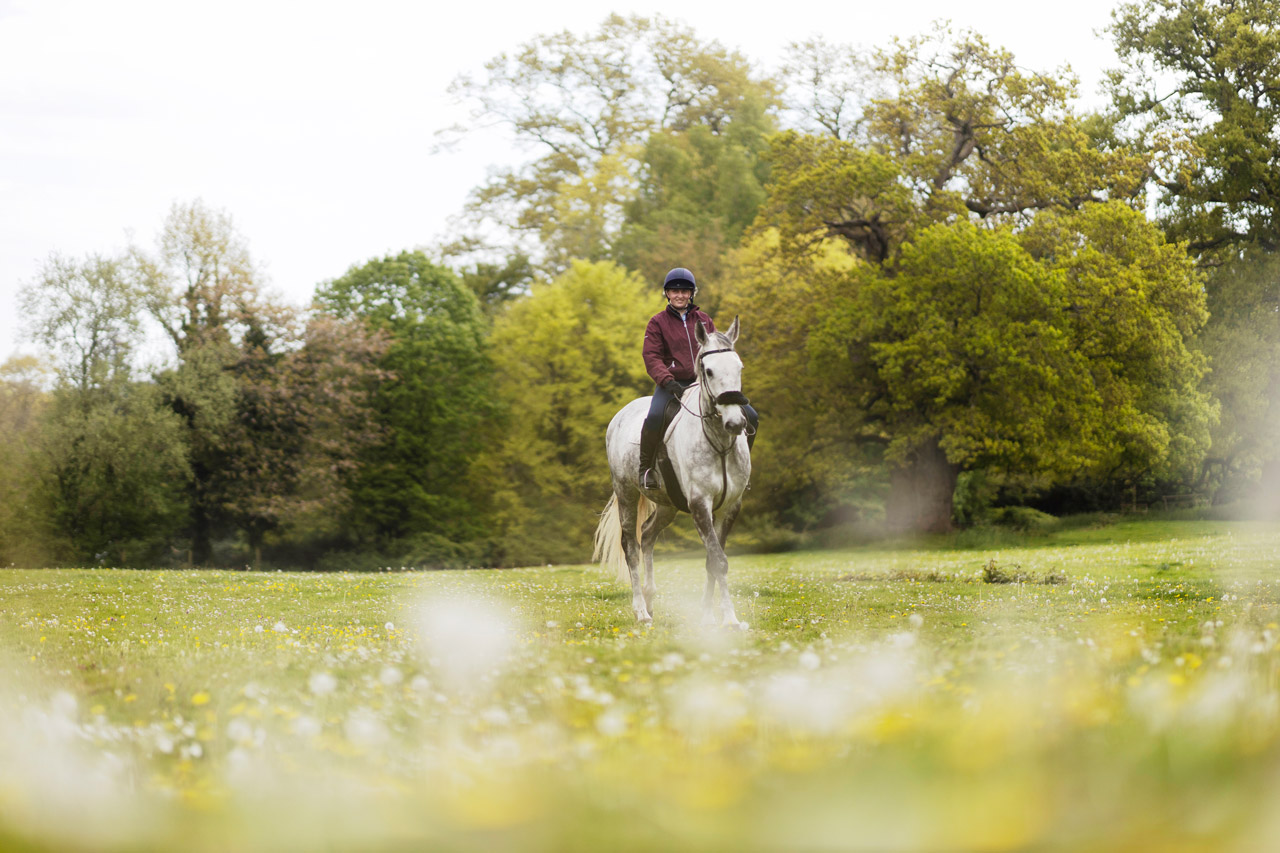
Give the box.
[715,390,750,407]
[697,347,751,413]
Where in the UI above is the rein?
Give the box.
[676,342,751,511]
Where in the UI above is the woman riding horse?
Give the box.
[639,267,758,490]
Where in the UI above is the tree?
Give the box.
[214,313,388,567]
[19,253,145,393]
[803,206,1212,532]
[136,200,384,566]
[750,28,1164,531]
[132,200,279,564]
[614,94,775,307]
[0,357,58,566]
[1109,0,1280,255]
[1108,1,1280,504]
[38,379,191,564]
[482,260,659,563]
[763,28,1149,265]
[444,14,779,272]
[718,230,875,529]
[779,37,879,141]
[18,254,190,563]
[1191,252,1280,502]
[315,251,497,563]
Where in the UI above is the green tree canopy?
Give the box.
[482,260,660,563]
[315,251,497,563]
[614,94,775,307]
[762,28,1149,264]
[731,205,1213,532]
[0,357,59,566]
[445,14,779,272]
[1109,0,1280,255]
[18,254,190,564]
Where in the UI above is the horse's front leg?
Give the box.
[690,499,744,629]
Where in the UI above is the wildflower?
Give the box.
[309,672,337,696]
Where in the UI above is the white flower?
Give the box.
[799,651,821,671]
[309,672,337,696]
[272,621,288,633]
[294,716,322,738]
[596,708,628,737]
[344,709,388,746]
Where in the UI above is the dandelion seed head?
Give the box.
[596,708,628,737]
[309,672,338,696]
[415,594,519,689]
[343,708,388,746]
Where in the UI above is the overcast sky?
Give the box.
[0,0,1127,363]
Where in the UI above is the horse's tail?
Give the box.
[593,493,656,585]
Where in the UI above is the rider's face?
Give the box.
[666,288,693,310]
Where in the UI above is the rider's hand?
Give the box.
[663,380,684,400]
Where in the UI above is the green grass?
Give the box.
[3,518,1280,851]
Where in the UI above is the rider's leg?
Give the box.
[639,384,674,489]
[743,403,759,451]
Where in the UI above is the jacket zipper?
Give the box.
[681,313,697,372]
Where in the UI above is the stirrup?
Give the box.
[640,468,659,490]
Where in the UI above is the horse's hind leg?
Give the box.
[640,503,678,617]
[618,494,651,624]
[690,499,744,629]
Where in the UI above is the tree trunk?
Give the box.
[249,525,264,570]
[885,439,960,534]
[191,502,212,566]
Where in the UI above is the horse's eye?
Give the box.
[706,369,714,378]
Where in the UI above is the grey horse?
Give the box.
[593,317,751,627]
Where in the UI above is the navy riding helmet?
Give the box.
[663,267,696,293]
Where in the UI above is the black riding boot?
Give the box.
[638,419,661,490]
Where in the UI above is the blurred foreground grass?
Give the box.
[3,518,1280,851]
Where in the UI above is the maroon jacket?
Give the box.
[643,303,716,386]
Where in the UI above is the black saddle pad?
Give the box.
[655,448,689,513]
[655,397,690,512]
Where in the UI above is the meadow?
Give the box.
[3,517,1280,852]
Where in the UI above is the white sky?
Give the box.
[0,0,1127,362]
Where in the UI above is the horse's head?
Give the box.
[695,317,748,436]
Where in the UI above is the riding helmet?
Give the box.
[663,267,696,292]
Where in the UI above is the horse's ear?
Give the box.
[695,320,709,347]
[726,315,740,345]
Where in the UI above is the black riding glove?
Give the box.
[663,379,684,400]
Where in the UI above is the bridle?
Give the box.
[695,347,751,418]
[668,344,753,460]
[665,340,753,511]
